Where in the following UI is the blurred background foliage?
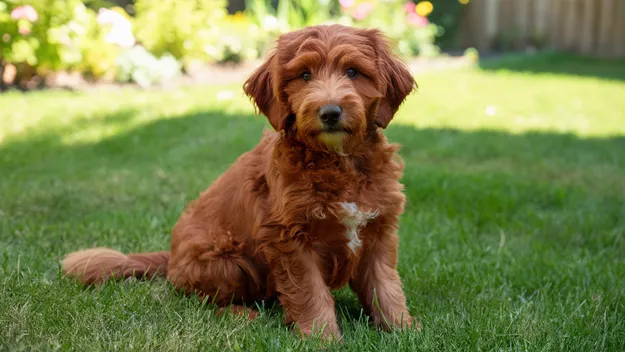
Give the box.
[0,0,467,88]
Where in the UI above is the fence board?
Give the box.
[579,0,597,54]
[485,0,500,50]
[563,0,575,50]
[516,0,530,43]
[533,0,550,46]
[613,0,625,57]
[459,0,625,58]
[549,0,563,49]
[598,0,616,57]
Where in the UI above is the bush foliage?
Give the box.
[1,0,119,84]
[0,0,467,87]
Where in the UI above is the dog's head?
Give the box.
[244,25,415,153]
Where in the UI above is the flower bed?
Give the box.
[0,0,470,89]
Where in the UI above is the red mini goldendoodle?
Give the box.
[62,24,417,339]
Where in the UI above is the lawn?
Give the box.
[1,53,624,351]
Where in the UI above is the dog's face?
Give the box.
[244,25,415,153]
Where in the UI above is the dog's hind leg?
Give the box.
[166,227,264,308]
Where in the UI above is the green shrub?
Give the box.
[69,4,121,78]
[243,0,290,56]
[245,0,337,33]
[0,0,461,88]
[274,0,338,29]
[206,12,262,64]
[133,0,229,69]
[427,0,468,49]
[243,0,339,56]
[0,0,118,81]
[339,0,440,58]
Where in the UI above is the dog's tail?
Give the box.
[61,248,170,285]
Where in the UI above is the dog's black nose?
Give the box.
[318,104,342,126]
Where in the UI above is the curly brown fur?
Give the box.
[62,24,418,340]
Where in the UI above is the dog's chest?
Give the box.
[306,202,377,289]
[310,202,377,246]
[337,202,378,252]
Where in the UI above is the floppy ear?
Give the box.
[370,32,416,128]
[243,53,287,131]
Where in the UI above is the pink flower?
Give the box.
[11,5,38,22]
[352,2,374,21]
[407,12,429,27]
[59,34,72,46]
[340,0,355,9]
[18,26,31,35]
[404,2,416,13]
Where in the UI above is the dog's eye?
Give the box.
[301,71,312,81]
[346,68,358,79]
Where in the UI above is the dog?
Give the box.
[62,24,417,339]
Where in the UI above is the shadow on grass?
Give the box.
[479,52,625,82]
[1,106,624,225]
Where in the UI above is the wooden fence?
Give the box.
[457,0,625,58]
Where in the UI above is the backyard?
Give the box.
[1,53,625,351]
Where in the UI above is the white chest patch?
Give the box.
[339,202,379,253]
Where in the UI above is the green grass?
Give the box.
[1,53,624,351]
